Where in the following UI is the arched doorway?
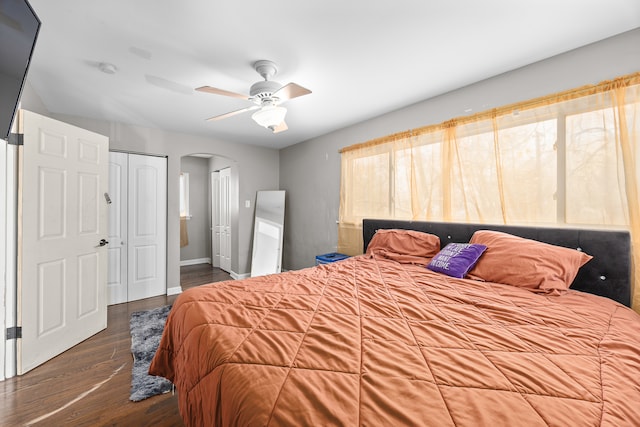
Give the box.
[179,153,236,275]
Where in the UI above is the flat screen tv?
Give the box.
[0,0,40,141]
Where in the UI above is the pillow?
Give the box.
[468,230,593,294]
[427,243,487,278]
[366,229,440,265]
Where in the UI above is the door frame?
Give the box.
[0,140,6,380]
[2,140,19,379]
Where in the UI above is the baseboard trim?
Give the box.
[167,286,182,296]
[230,271,250,280]
[180,257,211,267]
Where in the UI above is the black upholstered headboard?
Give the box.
[362,219,631,307]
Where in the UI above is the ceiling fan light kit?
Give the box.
[252,105,287,131]
[196,60,311,133]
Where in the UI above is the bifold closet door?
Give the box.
[107,152,166,304]
[107,152,128,305]
[127,154,167,301]
[218,167,231,273]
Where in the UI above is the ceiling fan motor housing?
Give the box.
[250,80,282,100]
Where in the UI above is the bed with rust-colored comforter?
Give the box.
[150,253,640,426]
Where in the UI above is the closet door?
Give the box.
[107,152,127,305]
[127,154,167,301]
[218,167,231,273]
[210,171,220,268]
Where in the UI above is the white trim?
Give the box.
[179,257,211,267]
[179,172,190,218]
[230,271,250,280]
[4,143,18,379]
[166,286,182,296]
[0,140,6,381]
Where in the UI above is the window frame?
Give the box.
[179,172,191,219]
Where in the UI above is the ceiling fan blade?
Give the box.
[196,85,250,100]
[206,105,258,121]
[272,121,288,133]
[273,83,312,102]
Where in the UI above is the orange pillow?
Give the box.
[366,229,440,265]
[468,230,593,294]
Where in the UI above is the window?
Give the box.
[338,73,640,313]
[179,172,190,218]
[340,115,565,232]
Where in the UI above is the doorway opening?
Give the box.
[179,154,237,279]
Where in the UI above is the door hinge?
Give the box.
[8,133,23,146]
[6,326,22,340]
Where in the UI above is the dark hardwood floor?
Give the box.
[179,263,233,289]
[0,264,231,427]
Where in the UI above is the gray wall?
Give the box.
[279,28,640,270]
[18,28,640,280]
[180,156,211,263]
[19,82,279,288]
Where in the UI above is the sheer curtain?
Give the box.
[338,72,640,313]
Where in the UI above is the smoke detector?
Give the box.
[98,62,117,74]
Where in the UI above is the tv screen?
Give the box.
[0,0,40,141]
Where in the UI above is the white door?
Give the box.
[17,110,108,375]
[106,152,128,305]
[127,154,167,302]
[210,171,220,268]
[218,168,231,273]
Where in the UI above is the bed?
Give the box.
[150,219,640,426]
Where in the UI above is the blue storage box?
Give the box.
[315,252,350,265]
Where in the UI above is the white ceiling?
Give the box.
[26,0,640,150]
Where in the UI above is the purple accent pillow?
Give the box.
[427,243,487,278]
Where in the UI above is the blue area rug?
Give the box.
[129,305,173,402]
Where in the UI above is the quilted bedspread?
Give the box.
[150,255,640,426]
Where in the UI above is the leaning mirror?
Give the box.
[250,190,285,277]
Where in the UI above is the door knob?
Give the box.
[99,239,109,247]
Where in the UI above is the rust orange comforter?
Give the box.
[150,255,640,426]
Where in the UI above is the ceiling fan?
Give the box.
[196,60,312,133]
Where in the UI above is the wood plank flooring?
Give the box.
[0,264,231,427]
